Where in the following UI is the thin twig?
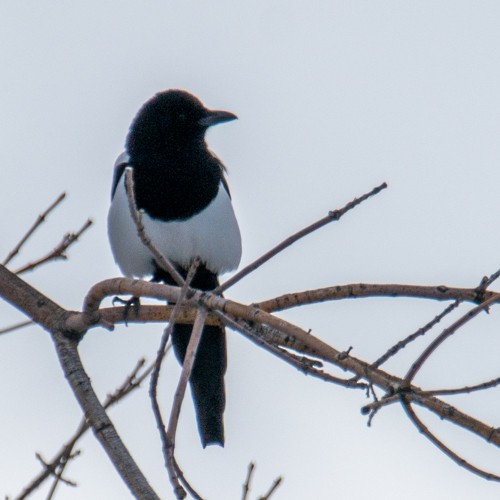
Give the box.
[3,192,66,266]
[217,182,388,293]
[361,394,401,416]
[0,267,156,497]
[172,456,203,500]
[15,357,157,499]
[482,269,500,289]
[404,294,499,384]
[258,476,283,500]
[401,398,500,482]
[215,311,366,389]
[423,376,500,396]
[371,300,461,369]
[166,308,208,499]
[149,259,200,500]
[242,462,255,500]
[124,167,184,286]
[44,451,81,500]
[14,219,93,274]
[34,452,77,487]
[0,319,33,335]
[80,274,500,454]
[473,268,500,303]
[5,261,500,487]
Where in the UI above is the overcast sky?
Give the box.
[2,1,500,499]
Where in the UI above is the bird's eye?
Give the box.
[178,113,187,122]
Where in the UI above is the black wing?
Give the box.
[110,153,130,200]
[209,150,232,199]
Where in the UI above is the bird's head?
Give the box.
[126,89,237,156]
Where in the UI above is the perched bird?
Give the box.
[107,89,242,447]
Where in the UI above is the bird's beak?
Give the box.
[198,110,238,127]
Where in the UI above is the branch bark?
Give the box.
[74,276,500,454]
[0,264,159,499]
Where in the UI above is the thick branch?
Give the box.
[90,282,498,330]
[16,358,154,499]
[0,265,159,499]
[72,276,500,451]
[255,283,491,312]
[4,266,500,489]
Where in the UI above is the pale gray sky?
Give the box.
[2,1,500,498]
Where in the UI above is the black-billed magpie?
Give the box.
[108,89,242,447]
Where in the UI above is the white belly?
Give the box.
[108,174,242,277]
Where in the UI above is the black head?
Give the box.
[126,89,237,158]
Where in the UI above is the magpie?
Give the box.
[107,89,242,447]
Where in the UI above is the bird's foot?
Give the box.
[112,295,141,326]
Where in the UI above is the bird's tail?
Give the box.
[171,321,226,447]
[154,264,227,447]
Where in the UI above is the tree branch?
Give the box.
[165,308,208,499]
[0,264,159,499]
[124,167,184,286]
[148,259,201,500]
[69,275,500,453]
[404,294,499,384]
[3,192,66,267]
[14,218,93,275]
[15,357,156,499]
[402,398,500,481]
[217,182,388,293]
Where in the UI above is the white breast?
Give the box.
[107,170,242,278]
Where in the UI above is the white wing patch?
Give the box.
[107,164,242,278]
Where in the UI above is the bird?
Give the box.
[107,89,242,447]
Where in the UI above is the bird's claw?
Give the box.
[112,295,141,326]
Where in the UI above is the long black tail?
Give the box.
[153,263,226,448]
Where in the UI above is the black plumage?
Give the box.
[108,89,241,447]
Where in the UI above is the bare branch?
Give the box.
[401,398,500,482]
[241,462,282,500]
[0,319,33,335]
[6,169,500,496]
[215,310,366,389]
[217,182,388,293]
[423,376,500,397]
[0,264,159,499]
[80,280,500,333]
[258,476,283,500]
[15,358,157,499]
[5,223,500,495]
[171,456,203,500]
[3,192,66,266]
[99,304,221,327]
[34,451,77,487]
[371,299,461,369]
[166,308,208,499]
[473,268,500,303]
[404,294,499,384]
[255,283,489,313]
[74,275,500,451]
[149,259,200,500]
[124,167,185,286]
[14,218,93,275]
[241,462,255,500]
[361,394,401,416]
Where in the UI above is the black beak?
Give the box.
[198,109,238,127]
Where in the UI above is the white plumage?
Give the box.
[107,160,242,278]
